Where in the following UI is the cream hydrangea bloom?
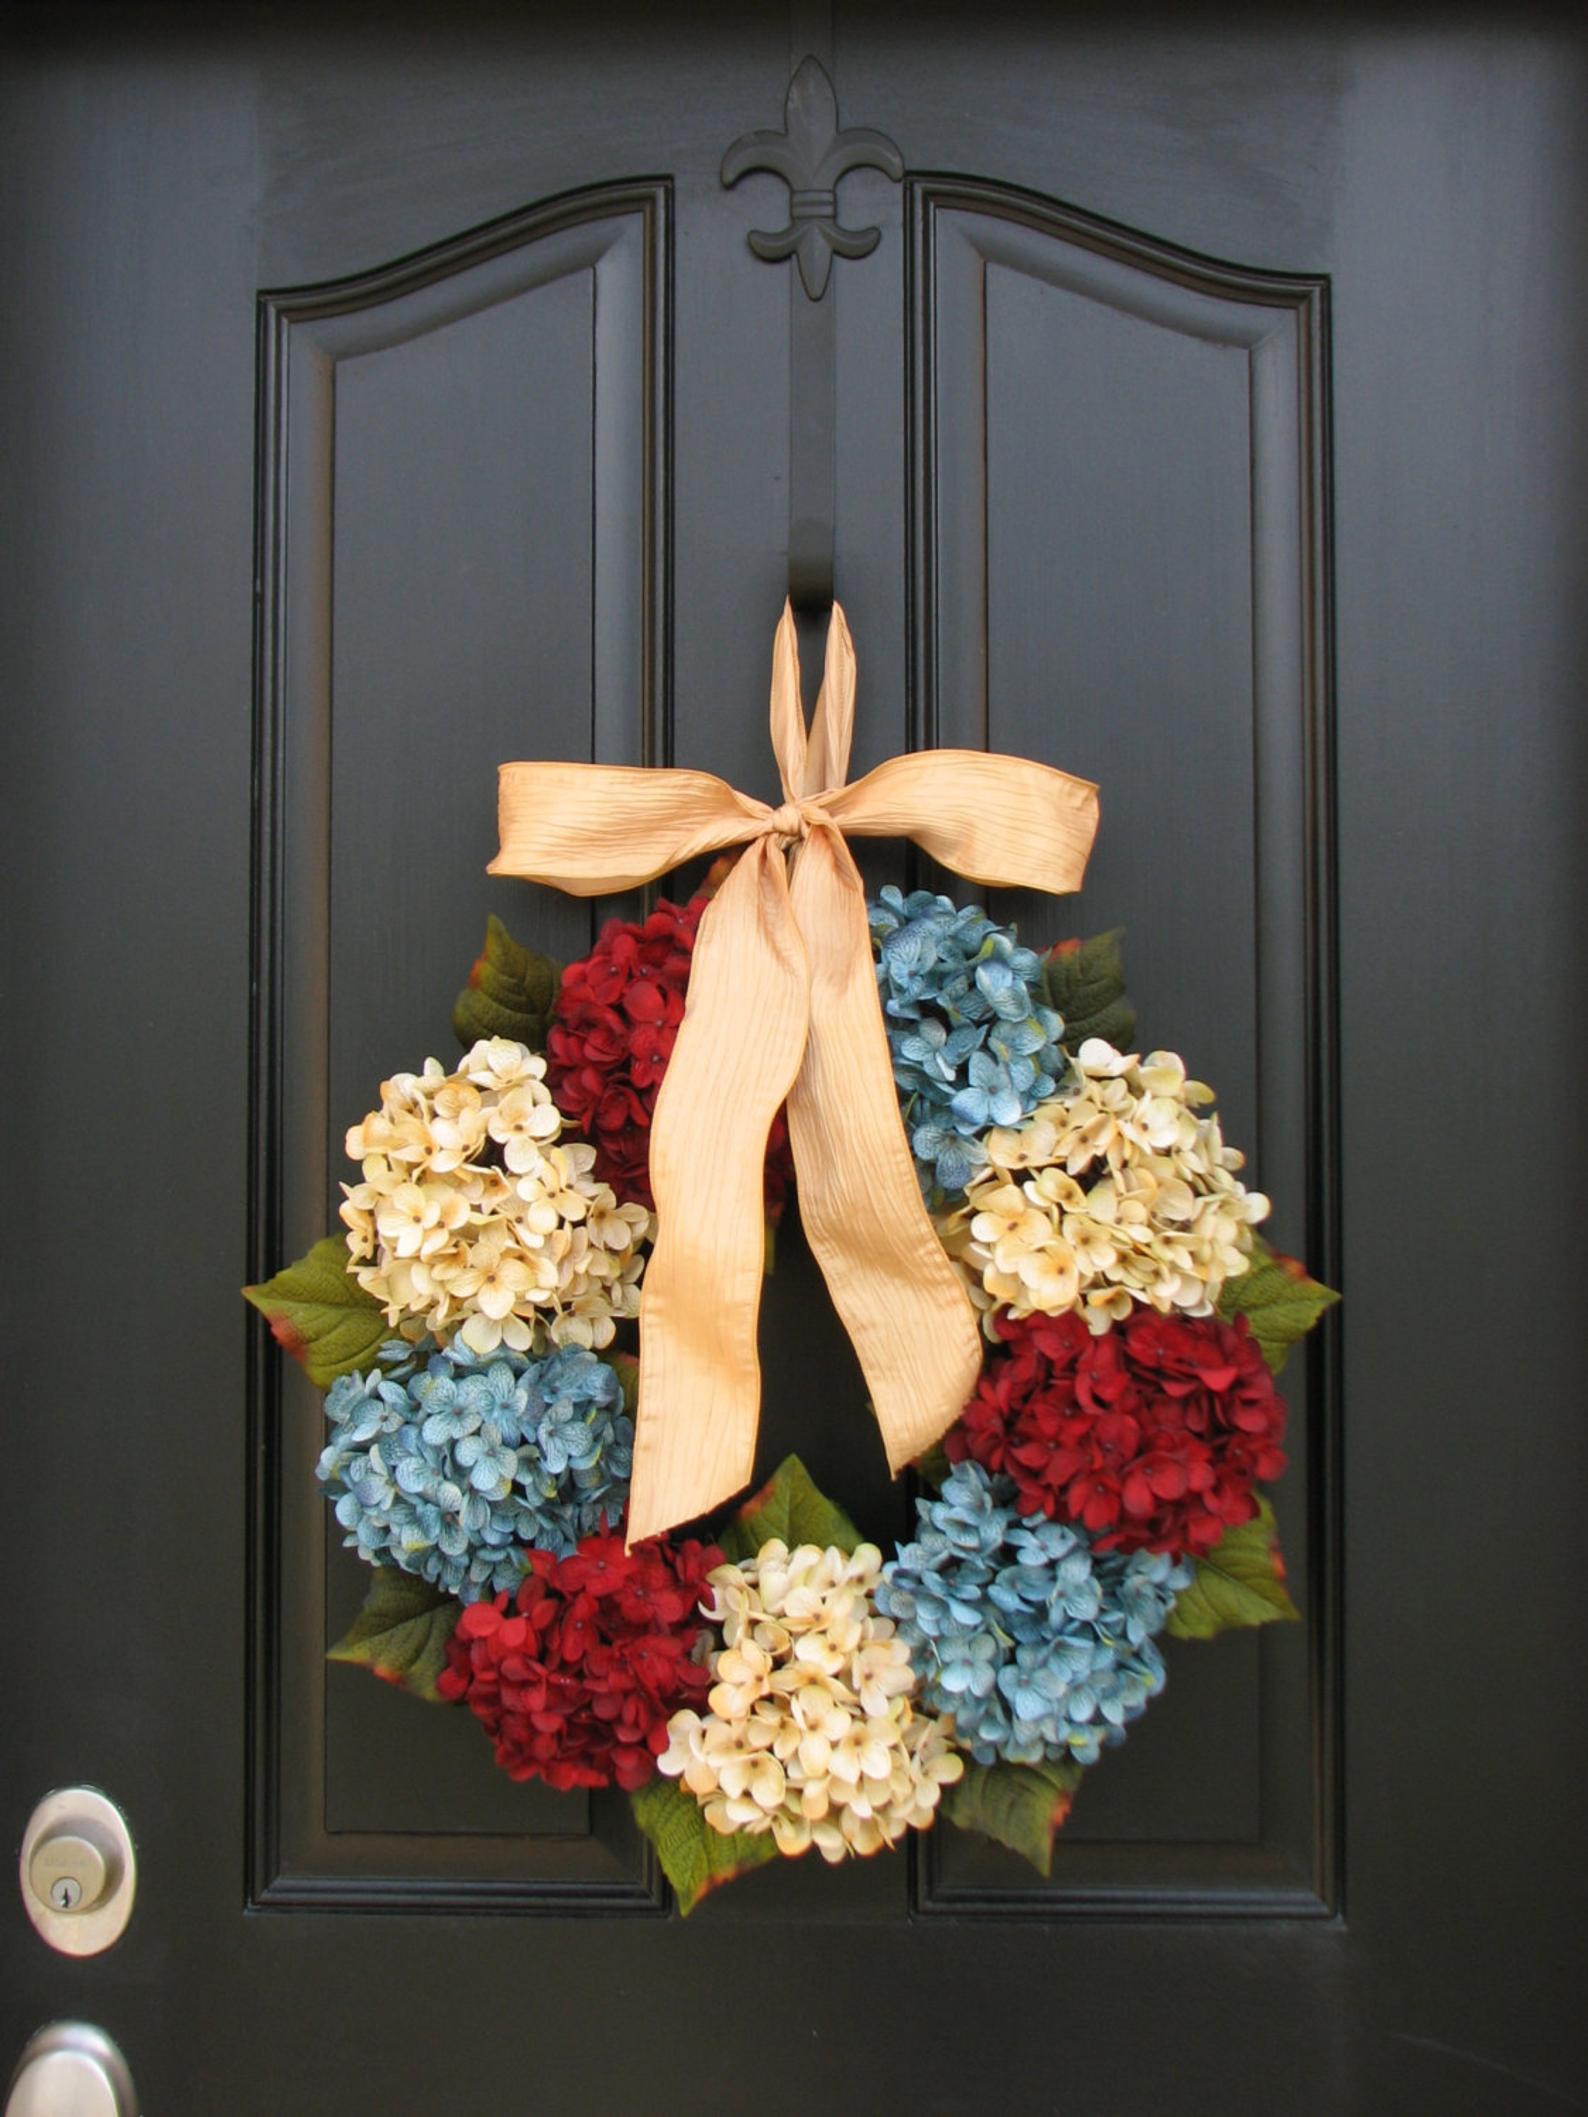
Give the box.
[340,1037,651,1355]
[938,1038,1269,1335]
[657,1540,962,1863]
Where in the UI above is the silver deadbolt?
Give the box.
[30,1835,107,1914]
[19,1791,136,1957]
[5,2023,138,2117]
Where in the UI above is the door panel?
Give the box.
[910,182,1333,1912]
[256,182,670,1904]
[256,171,1334,1920]
[4,6,1583,2111]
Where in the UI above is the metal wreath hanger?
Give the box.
[721,54,903,615]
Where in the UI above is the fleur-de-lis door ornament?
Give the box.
[721,55,904,300]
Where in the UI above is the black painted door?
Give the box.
[4,7,1583,2112]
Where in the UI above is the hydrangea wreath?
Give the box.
[246,882,1336,1911]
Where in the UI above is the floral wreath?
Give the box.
[245,612,1335,1912]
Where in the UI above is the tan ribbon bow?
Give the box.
[490,602,1099,1543]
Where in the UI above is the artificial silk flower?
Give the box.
[877,1463,1190,1769]
[341,1040,651,1355]
[868,886,1067,1202]
[657,1540,962,1863]
[947,1306,1288,1555]
[938,1039,1267,1333]
[440,1532,720,1787]
[317,1339,634,1598]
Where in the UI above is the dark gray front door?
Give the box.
[3,7,1583,2111]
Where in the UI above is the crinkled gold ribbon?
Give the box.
[490,602,1099,1543]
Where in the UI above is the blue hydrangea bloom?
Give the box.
[316,1338,633,1600]
[868,886,1067,1199]
[876,1462,1191,1768]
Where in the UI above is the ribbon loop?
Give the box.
[490,601,1100,1543]
[804,604,855,794]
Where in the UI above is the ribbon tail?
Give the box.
[625,839,810,1545]
[785,827,984,1474]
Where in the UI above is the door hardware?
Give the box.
[721,55,902,300]
[18,1791,136,1958]
[722,55,906,616]
[4,2022,137,2117]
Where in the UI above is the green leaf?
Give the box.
[242,1235,390,1389]
[452,914,561,1051]
[1165,1494,1301,1641]
[1218,1234,1339,1374]
[715,1455,864,1564]
[1039,929,1137,1052]
[326,1566,462,1702]
[942,1756,1082,1877]
[606,1349,640,1417]
[630,1777,779,1915]
[911,1441,952,1490]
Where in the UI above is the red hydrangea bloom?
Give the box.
[546,894,793,1218]
[945,1308,1287,1557]
[437,1531,721,1791]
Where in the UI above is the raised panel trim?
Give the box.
[255,1784,662,1916]
[905,175,1340,1921]
[247,180,672,1916]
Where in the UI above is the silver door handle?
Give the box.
[5,2023,138,2117]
